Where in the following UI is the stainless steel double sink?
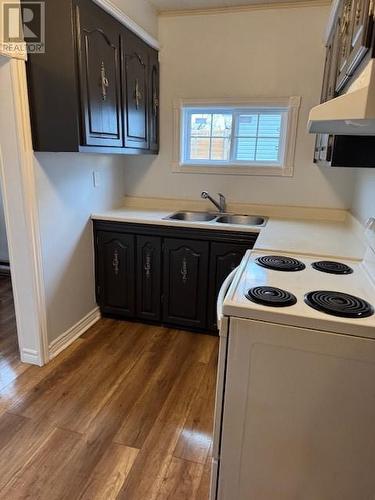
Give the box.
[163,211,267,227]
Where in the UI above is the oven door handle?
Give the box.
[217,266,239,330]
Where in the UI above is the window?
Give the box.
[173,97,301,176]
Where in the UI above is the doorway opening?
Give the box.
[0,55,48,366]
[0,105,23,385]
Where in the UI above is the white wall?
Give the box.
[0,185,9,262]
[351,170,375,224]
[122,5,354,209]
[35,154,125,343]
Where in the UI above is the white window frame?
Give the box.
[172,97,301,177]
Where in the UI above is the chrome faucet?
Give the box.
[201,191,226,213]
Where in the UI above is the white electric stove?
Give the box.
[212,248,375,500]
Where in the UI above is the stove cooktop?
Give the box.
[225,251,375,338]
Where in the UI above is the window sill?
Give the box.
[172,162,294,177]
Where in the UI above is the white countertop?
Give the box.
[92,208,366,260]
[254,217,365,260]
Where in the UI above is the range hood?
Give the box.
[308,59,375,135]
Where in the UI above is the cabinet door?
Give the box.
[136,235,162,321]
[96,231,135,317]
[347,0,373,74]
[149,48,160,153]
[76,0,123,147]
[321,44,333,104]
[336,0,353,92]
[163,238,209,329]
[123,30,149,149]
[315,26,340,163]
[208,243,249,331]
[321,27,341,103]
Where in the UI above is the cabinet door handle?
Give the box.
[100,61,109,101]
[153,89,159,116]
[339,1,351,58]
[112,249,120,275]
[181,257,188,284]
[340,3,351,37]
[355,2,361,23]
[144,253,152,279]
[134,79,143,109]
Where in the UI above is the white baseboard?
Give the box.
[20,348,43,366]
[48,307,101,360]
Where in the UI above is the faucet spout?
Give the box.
[218,193,226,213]
[201,191,226,213]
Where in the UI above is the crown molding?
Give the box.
[158,0,331,18]
[92,0,159,49]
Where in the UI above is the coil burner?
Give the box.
[256,255,306,272]
[246,286,297,307]
[311,261,353,275]
[304,291,374,318]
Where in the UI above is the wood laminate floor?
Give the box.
[0,275,219,499]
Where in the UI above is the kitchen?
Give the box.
[0,0,374,498]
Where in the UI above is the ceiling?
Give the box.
[150,0,319,13]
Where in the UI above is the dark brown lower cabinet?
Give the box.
[94,221,257,333]
[162,238,209,329]
[136,235,162,321]
[96,231,135,317]
[207,242,249,330]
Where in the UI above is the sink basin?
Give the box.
[164,211,267,226]
[216,214,266,226]
[165,211,217,222]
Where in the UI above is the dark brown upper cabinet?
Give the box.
[347,0,373,72]
[24,0,159,155]
[335,0,373,92]
[123,31,149,149]
[314,26,340,163]
[77,0,123,147]
[321,27,340,103]
[315,0,375,166]
[336,0,353,91]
